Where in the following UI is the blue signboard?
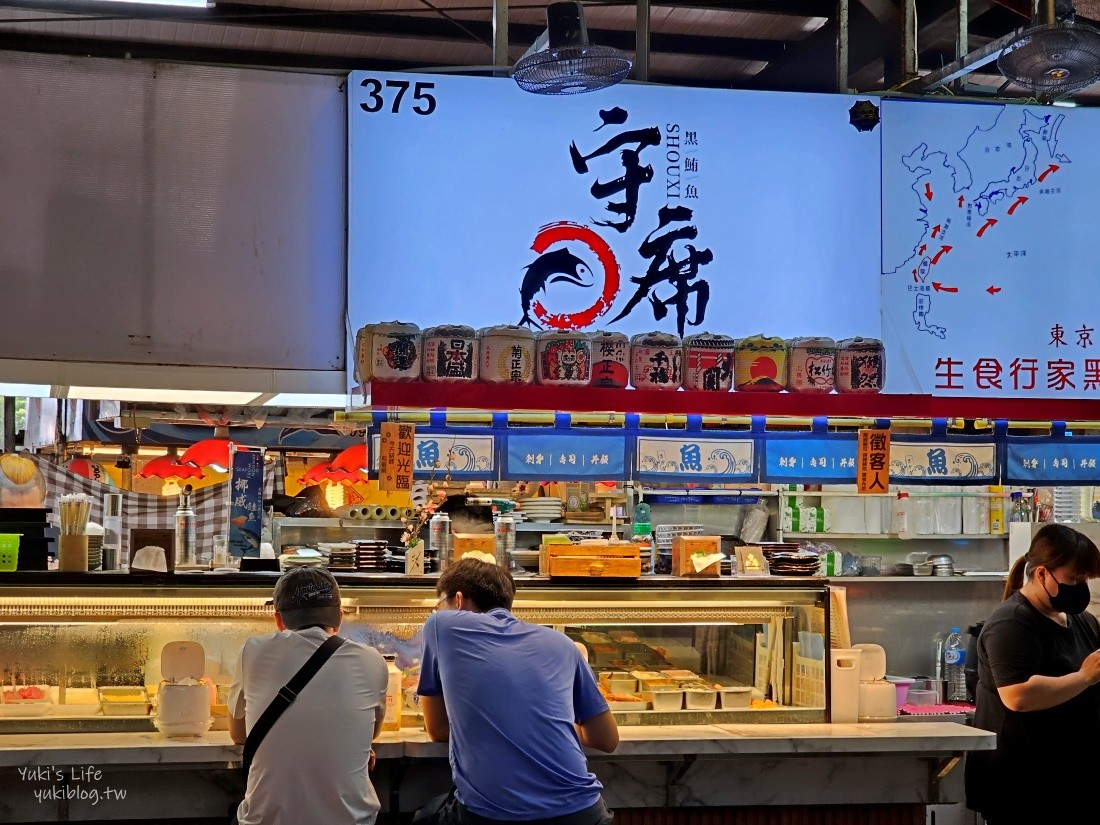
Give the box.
[1005,438,1100,484]
[505,433,627,480]
[890,437,998,484]
[635,434,755,482]
[228,446,264,559]
[370,430,496,480]
[762,435,858,484]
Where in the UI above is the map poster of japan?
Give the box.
[881,98,1100,398]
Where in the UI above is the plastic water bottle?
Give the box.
[944,627,968,703]
[893,491,913,539]
[1010,491,1032,523]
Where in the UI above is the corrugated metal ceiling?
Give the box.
[0,0,1098,100]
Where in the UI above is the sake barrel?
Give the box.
[836,337,886,393]
[787,336,836,394]
[589,331,630,389]
[422,324,479,383]
[536,330,592,386]
[479,325,536,384]
[630,331,682,390]
[682,332,737,392]
[356,321,422,382]
[734,335,788,392]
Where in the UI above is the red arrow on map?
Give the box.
[987,285,1001,295]
[932,282,958,293]
[930,245,953,265]
[931,224,942,238]
[925,183,934,201]
[919,244,927,255]
[977,218,998,237]
[1007,196,1029,215]
[1038,164,1060,182]
[958,195,965,207]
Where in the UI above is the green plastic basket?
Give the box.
[0,534,20,572]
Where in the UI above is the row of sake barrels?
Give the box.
[355,322,885,393]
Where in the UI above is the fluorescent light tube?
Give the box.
[94,0,213,8]
[263,393,349,408]
[66,387,260,405]
[0,383,51,397]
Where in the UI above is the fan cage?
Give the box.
[998,21,1100,94]
[512,45,633,95]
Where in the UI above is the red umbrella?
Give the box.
[179,438,235,472]
[330,443,368,474]
[138,455,206,480]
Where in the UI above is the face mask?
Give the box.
[1041,571,1092,615]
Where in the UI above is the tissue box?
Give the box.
[672,535,722,577]
[782,506,832,534]
[453,533,495,558]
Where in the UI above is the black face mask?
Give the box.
[1041,571,1092,615]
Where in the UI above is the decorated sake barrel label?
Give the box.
[787,336,836,394]
[536,331,592,386]
[734,334,788,392]
[358,321,422,382]
[630,331,682,390]
[682,333,736,392]
[422,325,479,382]
[836,337,886,393]
[479,325,535,384]
[589,331,630,389]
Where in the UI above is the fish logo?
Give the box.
[519,222,621,331]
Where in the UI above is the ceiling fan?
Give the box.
[511,1,633,95]
[998,0,1100,95]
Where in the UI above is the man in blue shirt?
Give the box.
[418,557,618,825]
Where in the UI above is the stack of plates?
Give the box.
[354,540,388,572]
[278,553,328,571]
[87,535,103,570]
[762,548,820,576]
[384,545,438,573]
[519,498,564,523]
[320,542,357,571]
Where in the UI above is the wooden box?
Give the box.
[453,533,495,559]
[672,535,722,577]
[544,542,642,579]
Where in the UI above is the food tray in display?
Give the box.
[683,688,718,710]
[639,689,685,711]
[98,687,151,717]
[717,686,754,709]
[606,699,649,711]
[0,702,52,717]
[1,685,51,715]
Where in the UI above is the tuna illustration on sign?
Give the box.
[518,248,593,328]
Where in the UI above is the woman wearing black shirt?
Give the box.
[966,523,1100,823]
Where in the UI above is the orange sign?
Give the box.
[857,428,890,494]
[378,422,415,492]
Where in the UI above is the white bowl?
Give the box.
[154,717,213,737]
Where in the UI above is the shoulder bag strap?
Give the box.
[242,634,346,775]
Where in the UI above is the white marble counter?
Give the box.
[0,722,990,768]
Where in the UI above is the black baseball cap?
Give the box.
[269,567,343,630]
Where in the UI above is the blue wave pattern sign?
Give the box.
[370,432,495,479]
[890,439,997,483]
[1005,439,1100,484]
[506,433,626,480]
[635,436,754,481]
[762,436,858,483]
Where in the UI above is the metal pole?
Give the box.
[636,0,651,82]
[903,0,918,81]
[836,0,849,93]
[492,0,509,69]
[2,398,14,453]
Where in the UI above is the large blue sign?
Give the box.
[505,433,627,480]
[762,435,858,484]
[1005,438,1100,484]
[228,446,264,559]
[635,435,754,482]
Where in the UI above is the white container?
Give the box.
[933,486,963,534]
[683,688,718,710]
[155,641,212,738]
[963,496,989,534]
[717,686,753,709]
[641,688,684,711]
[830,648,862,723]
[914,494,935,535]
[422,324,479,382]
[479,325,535,384]
[864,496,883,534]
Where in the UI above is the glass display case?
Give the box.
[0,578,829,730]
